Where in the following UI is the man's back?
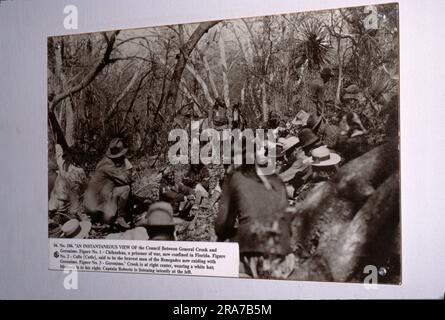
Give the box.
[216,170,290,255]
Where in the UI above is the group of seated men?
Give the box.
[48,135,213,240]
[48,102,370,266]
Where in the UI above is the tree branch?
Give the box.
[49,30,120,112]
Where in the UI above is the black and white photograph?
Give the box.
[47,2,400,283]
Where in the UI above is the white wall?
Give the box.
[0,0,444,299]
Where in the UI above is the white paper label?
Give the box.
[49,238,239,278]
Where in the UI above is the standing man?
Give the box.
[309,67,334,116]
[84,138,133,227]
[306,68,340,149]
[215,145,293,278]
[212,98,230,130]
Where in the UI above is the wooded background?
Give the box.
[47,3,399,170]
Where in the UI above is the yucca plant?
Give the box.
[296,19,331,70]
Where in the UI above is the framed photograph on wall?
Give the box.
[47,2,400,284]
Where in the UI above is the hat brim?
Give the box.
[106,227,149,240]
[282,137,300,153]
[147,220,178,227]
[145,210,179,226]
[343,93,360,100]
[311,116,323,131]
[146,219,181,227]
[301,136,320,149]
[213,124,229,130]
[73,221,92,239]
[283,143,299,153]
[306,153,341,167]
[107,148,128,159]
[280,166,304,183]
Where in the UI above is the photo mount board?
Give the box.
[47,2,400,284]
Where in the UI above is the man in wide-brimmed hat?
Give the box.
[84,138,133,227]
[143,202,178,241]
[276,136,300,172]
[60,218,92,239]
[278,128,323,197]
[106,202,178,241]
[303,145,341,182]
[298,128,321,155]
[304,145,341,166]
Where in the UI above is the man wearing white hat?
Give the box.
[304,146,341,182]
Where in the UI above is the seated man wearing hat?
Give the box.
[299,128,323,156]
[106,202,178,241]
[60,218,92,239]
[182,163,210,208]
[277,136,300,173]
[159,167,195,221]
[278,136,307,198]
[303,145,341,182]
[336,112,370,162]
[278,128,322,197]
[298,129,341,182]
[84,138,133,227]
[305,112,340,150]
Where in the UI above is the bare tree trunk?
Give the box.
[185,62,215,106]
[231,25,261,118]
[65,104,75,146]
[179,78,204,117]
[195,43,220,99]
[49,31,120,112]
[248,82,261,118]
[335,37,343,105]
[261,79,268,123]
[218,31,231,108]
[240,84,245,105]
[54,39,76,146]
[106,55,148,121]
[164,21,221,121]
[202,54,220,99]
